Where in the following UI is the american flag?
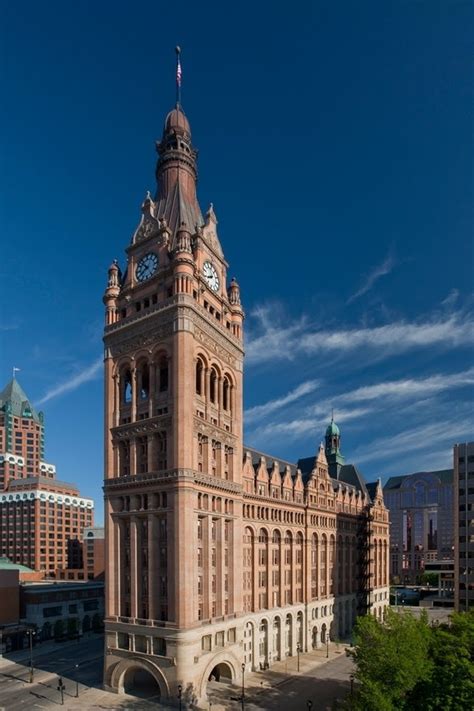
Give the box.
[176,57,182,87]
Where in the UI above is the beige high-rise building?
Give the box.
[102,96,389,707]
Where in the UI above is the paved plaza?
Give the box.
[0,633,354,710]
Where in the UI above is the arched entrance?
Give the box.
[321,623,327,644]
[312,626,319,649]
[208,662,233,683]
[123,666,161,699]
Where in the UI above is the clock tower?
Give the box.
[102,96,245,704]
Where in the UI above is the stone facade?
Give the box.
[102,100,389,707]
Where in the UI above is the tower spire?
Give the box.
[175,46,182,108]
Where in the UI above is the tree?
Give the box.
[420,572,438,587]
[53,619,64,640]
[407,625,474,710]
[82,614,91,633]
[348,608,432,710]
[347,610,474,711]
[91,613,103,632]
[66,618,79,639]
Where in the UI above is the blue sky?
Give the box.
[1,1,473,525]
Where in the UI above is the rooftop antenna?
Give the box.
[175,46,182,108]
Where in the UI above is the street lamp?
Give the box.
[306,701,313,710]
[75,663,79,697]
[26,629,35,683]
[241,662,245,710]
[57,677,65,705]
[296,642,301,672]
[177,683,182,711]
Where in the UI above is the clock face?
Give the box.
[136,252,158,282]
[203,261,220,292]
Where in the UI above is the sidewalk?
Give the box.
[244,642,349,694]
[0,632,103,666]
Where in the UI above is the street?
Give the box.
[0,634,353,710]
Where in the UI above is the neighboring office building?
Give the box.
[101,92,389,705]
[454,441,474,611]
[0,377,95,577]
[57,527,105,582]
[0,557,45,653]
[20,580,104,641]
[424,559,454,605]
[383,469,453,584]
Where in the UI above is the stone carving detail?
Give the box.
[194,472,241,494]
[193,417,237,446]
[194,326,237,367]
[109,323,174,357]
[112,417,172,439]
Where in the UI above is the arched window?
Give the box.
[123,370,132,403]
[196,359,203,395]
[210,368,217,404]
[223,376,230,411]
[139,363,149,400]
[159,356,169,392]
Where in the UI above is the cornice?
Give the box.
[193,416,238,446]
[112,415,172,439]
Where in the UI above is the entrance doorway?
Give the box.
[208,662,233,683]
[123,666,161,698]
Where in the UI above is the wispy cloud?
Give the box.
[36,356,102,406]
[245,380,320,424]
[249,407,372,443]
[347,251,397,304]
[317,368,474,410]
[246,306,474,366]
[353,418,474,466]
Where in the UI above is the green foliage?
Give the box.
[53,619,64,640]
[91,613,103,632]
[419,572,438,587]
[348,610,474,711]
[66,617,79,638]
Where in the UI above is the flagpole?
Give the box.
[175,46,182,108]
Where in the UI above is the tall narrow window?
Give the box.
[210,369,217,404]
[223,376,230,411]
[159,357,169,392]
[123,370,132,404]
[140,364,149,400]
[196,359,203,395]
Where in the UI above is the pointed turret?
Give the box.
[325,416,345,477]
[154,102,202,245]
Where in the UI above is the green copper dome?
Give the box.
[326,419,340,436]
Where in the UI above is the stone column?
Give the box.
[216,518,223,616]
[129,438,137,476]
[130,516,139,619]
[203,516,210,619]
[148,513,157,621]
[149,363,156,417]
[131,367,137,422]
[252,533,258,611]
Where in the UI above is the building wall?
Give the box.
[0,488,94,575]
[102,103,390,706]
[20,582,105,638]
[0,569,20,625]
[384,470,453,584]
[454,442,474,611]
